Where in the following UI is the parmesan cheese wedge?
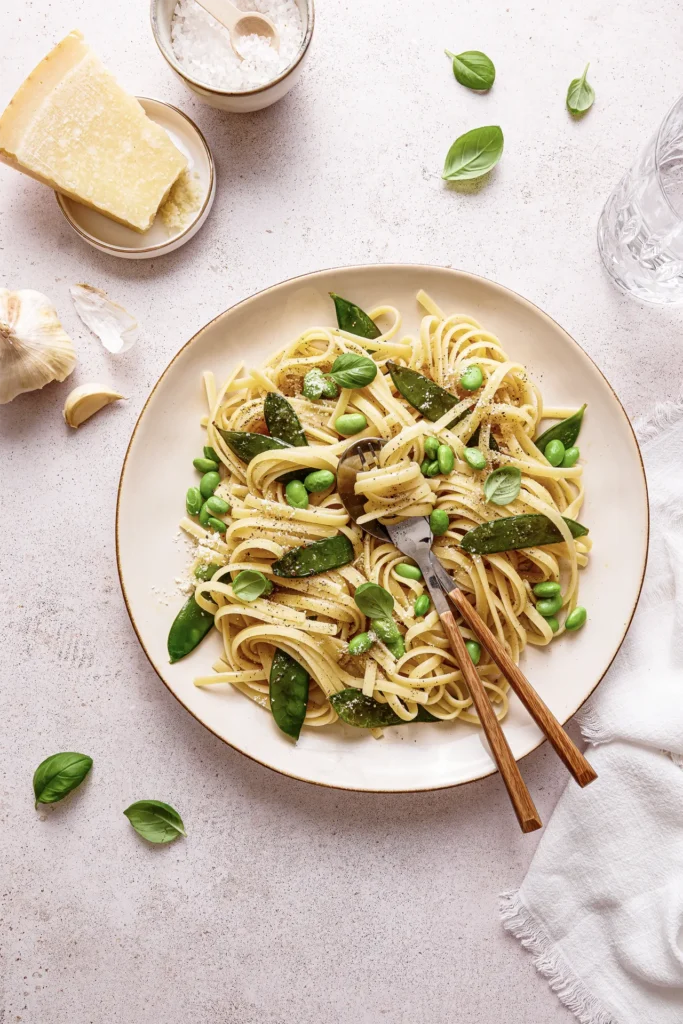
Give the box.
[0,31,187,232]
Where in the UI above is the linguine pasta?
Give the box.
[183,290,590,733]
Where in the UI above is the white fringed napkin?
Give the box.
[500,398,683,1024]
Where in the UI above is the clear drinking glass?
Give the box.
[598,94,683,304]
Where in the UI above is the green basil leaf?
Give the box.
[233,569,272,602]
[33,752,93,808]
[442,126,504,181]
[445,49,495,91]
[330,353,378,390]
[123,800,186,844]
[354,582,394,619]
[483,466,522,506]
[566,64,594,116]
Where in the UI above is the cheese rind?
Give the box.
[0,31,187,232]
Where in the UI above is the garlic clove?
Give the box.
[63,383,125,428]
[0,289,77,404]
[70,283,138,354]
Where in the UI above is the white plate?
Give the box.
[116,265,649,792]
[56,97,215,259]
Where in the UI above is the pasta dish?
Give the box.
[168,289,590,740]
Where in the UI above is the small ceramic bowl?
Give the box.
[56,97,215,260]
[150,0,314,113]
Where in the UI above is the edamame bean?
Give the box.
[465,640,481,665]
[207,517,227,533]
[533,581,561,598]
[200,471,220,499]
[460,365,483,391]
[348,632,373,656]
[385,636,406,659]
[464,447,487,471]
[565,606,587,631]
[424,460,440,478]
[186,486,203,517]
[424,436,440,459]
[206,495,230,516]
[429,508,450,536]
[204,446,220,462]
[371,617,401,643]
[562,446,580,468]
[546,616,560,633]
[395,563,423,581]
[545,439,566,467]
[194,562,221,581]
[420,459,432,476]
[335,413,367,436]
[414,594,430,617]
[285,479,309,509]
[194,456,218,473]
[304,470,336,493]
[536,593,563,617]
[199,502,212,527]
[437,444,455,474]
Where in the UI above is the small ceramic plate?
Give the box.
[117,265,649,792]
[56,97,215,259]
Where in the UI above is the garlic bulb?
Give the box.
[0,289,77,404]
[63,383,124,428]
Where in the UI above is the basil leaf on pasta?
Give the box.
[483,466,522,505]
[330,353,377,390]
[233,570,273,602]
[354,582,394,619]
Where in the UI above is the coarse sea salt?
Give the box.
[171,0,303,93]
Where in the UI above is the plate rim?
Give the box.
[115,263,650,792]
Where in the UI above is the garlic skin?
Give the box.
[70,283,138,354]
[0,289,77,404]
[64,383,124,428]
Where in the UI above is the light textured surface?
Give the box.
[0,2,680,1022]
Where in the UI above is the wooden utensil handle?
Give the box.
[449,588,597,788]
[439,608,542,834]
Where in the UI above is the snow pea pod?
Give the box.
[264,392,308,448]
[167,594,214,663]
[387,362,469,429]
[467,424,499,452]
[330,292,381,339]
[535,405,586,453]
[216,428,303,484]
[330,689,439,727]
[269,649,310,741]
[461,514,589,555]
[272,534,355,578]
